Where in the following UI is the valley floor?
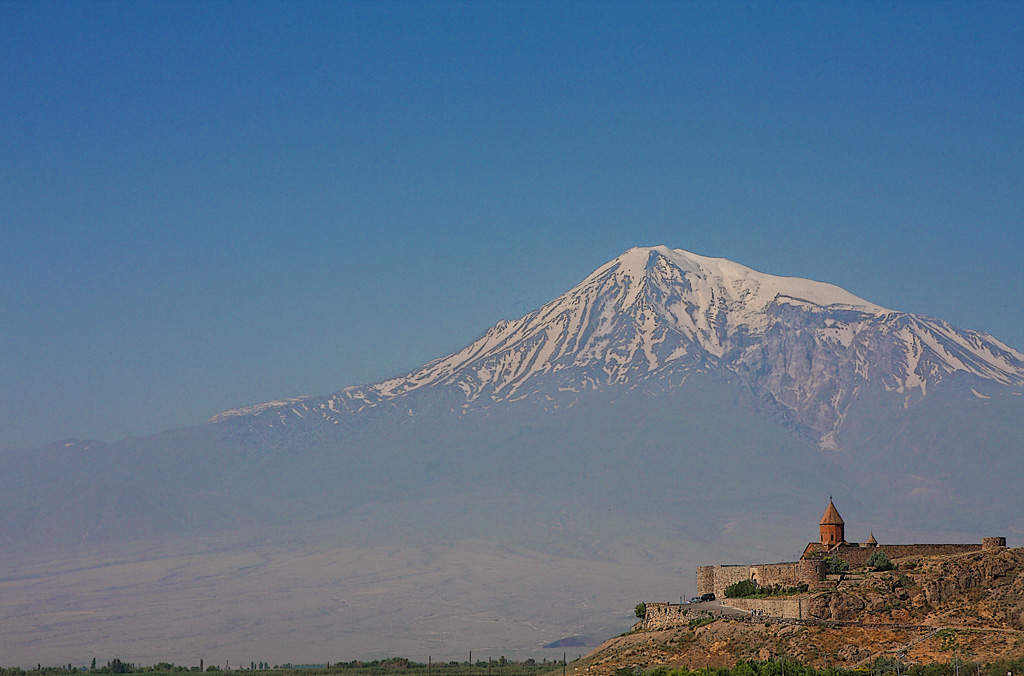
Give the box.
[0,527,663,667]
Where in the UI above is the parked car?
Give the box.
[700,593,716,602]
[689,597,701,604]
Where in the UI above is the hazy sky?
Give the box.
[2,1,1022,448]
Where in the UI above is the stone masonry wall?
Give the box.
[696,566,716,596]
[639,596,811,631]
[640,602,699,631]
[696,546,982,598]
[698,562,813,598]
[696,540,1000,606]
[721,595,810,620]
[698,565,755,598]
[800,558,827,583]
[750,563,805,588]
[833,544,981,568]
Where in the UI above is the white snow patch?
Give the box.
[209,397,310,422]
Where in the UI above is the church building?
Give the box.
[695,498,1004,600]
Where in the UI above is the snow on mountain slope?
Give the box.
[364,246,889,398]
[211,246,1024,445]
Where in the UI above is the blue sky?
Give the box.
[2,1,1022,448]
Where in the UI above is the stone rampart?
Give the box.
[697,529,1004,605]
[698,561,820,598]
[696,566,716,596]
[698,565,756,598]
[699,545,988,598]
[721,595,810,620]
[800,558,827,583]
[638,603,719,631]
[832,544,981,568]
[639,602,693,630]
[750,562,805,588]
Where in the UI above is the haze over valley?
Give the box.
[2,246,1022,666]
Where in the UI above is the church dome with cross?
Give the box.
[819,496,845,545]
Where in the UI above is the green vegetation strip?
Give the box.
[8,656,1024,676]
[0,658,560,676]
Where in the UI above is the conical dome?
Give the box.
[818,498,846,545]
[819,498,845,526]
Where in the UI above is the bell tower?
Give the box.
[819,497,845,545]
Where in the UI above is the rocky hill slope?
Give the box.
[581,548,1024,674]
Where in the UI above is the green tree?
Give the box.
[634,602,647,619]
[823,555,849,574]
[725,579,758,598]
[867,550,895,571]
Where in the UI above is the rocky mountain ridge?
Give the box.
[212,246,1024,449]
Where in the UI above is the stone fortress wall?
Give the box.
[833,543,981,569]
[695,500,1007,598]
[697,561,824,599]
[752,560,823,588]
[697,565,758,599]
[696,543,1001,596]
[648,502,1010,632]
[640,602,701,630]
[640,597,811,630]
[718,595,807,619]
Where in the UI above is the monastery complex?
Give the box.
[696,498,1006,600]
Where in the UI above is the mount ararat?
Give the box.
[213,246,1024,450]
[2,246,1021,666]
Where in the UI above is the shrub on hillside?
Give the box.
[688,616,716,630]
[868,551,896,571]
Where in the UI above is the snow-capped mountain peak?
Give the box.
[602,246,888,316]
[364,246,891,399]
[212,246,1024,447]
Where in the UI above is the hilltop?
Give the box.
[581,547,1024,674]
